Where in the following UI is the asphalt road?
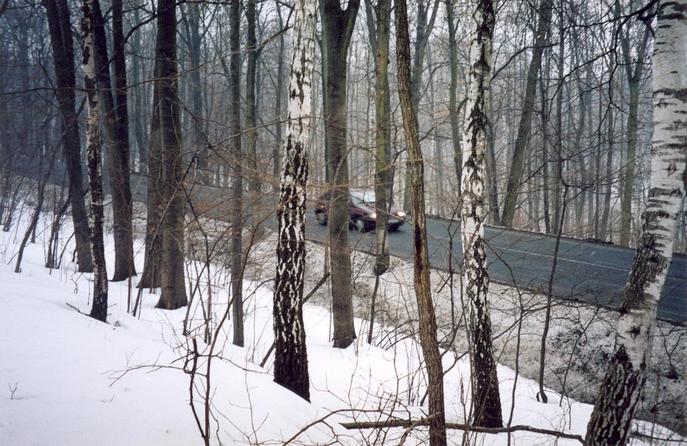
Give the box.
[304,216,686,324]
[130,173,686,324]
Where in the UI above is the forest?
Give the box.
[0,0,685,444]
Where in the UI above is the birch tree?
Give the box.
[81,0,108,322]
[585,1,686,443]
[461,0,503,428]
[273,0,317,402]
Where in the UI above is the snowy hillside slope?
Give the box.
[0,209,682,445]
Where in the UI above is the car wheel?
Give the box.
[355,219,368,233]
[316,211,327,225]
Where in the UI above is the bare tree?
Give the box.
[81,0,108,322]
[43,0,93,273]
[446,0,464,198]
[155,0,187,310]
[500,0,554,228]
[273,0,317,401]
[401,0,441,211]
[364,0,392,343]
[321,0,359,348]
[90,0,136,281]
[229,0,244,346]
[584,0,686,442]
[618,0,652,247]
[461,0,503,428]
[245,0,262,233]
[396,0,446,443]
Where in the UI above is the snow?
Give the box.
[0,203,683,445]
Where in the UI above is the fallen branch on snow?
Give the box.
[340,418,584,443]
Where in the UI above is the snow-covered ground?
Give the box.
[0,201,683,445]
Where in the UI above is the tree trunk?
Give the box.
[81,0,108,322]
[91,0,136,281]
[485,89,500,225]
[273,0,317,401]
[140,81,164,289]
[321,0,359,349]
[112,0,129,174]
[552,27,564,235]
[229,0,244,346]
[461,0,503,428]
[370,0,391,277]
[619,12,651,247]
[132,6,148,172]
[501,0,553,227]
[619,80,641,246]
[600,71,614,240]
[154,0,187,310]
[14,148,57,274]
[446,0,463,198]
[43,0,93,273]
[540,55,552,234]
[585,2,685,442]
[245,0,262,233]
[402,0,440,211]
[273,0,286,191]
[184,2,210,182]
[396,0,446,443]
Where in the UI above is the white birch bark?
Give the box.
[81,0,108,322]
[460,0,503,428]
[585,1,686,443]
[273,0,317,401]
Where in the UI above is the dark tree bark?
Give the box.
[272,0,286,191]
[139,131,163,288]
[364,0,391,344]
[321,0,359,349]
[599,68,614,240]
[90,0,136,281]
[585,2,686,442]
[112,0,129,172]
[245,0,259,198]
[402,0,440,211]
[446,0,463,199]
[273,0,317,401]
[229,0,244,346]
[485,89,500,225]
[153,0,187,310]
[131,5,148,172]
[139,33,165,290]
[500,0,554,228]
[14,148,57,274]
[618,14,651,247]
[43,0,93,273]
[182,2,210,181]
[539,55,552,234]
[396,0,446,443]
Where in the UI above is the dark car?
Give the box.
[314,189,408,232]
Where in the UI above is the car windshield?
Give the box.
[350,190,375,205]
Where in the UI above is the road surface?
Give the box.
[130,173,686,324]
